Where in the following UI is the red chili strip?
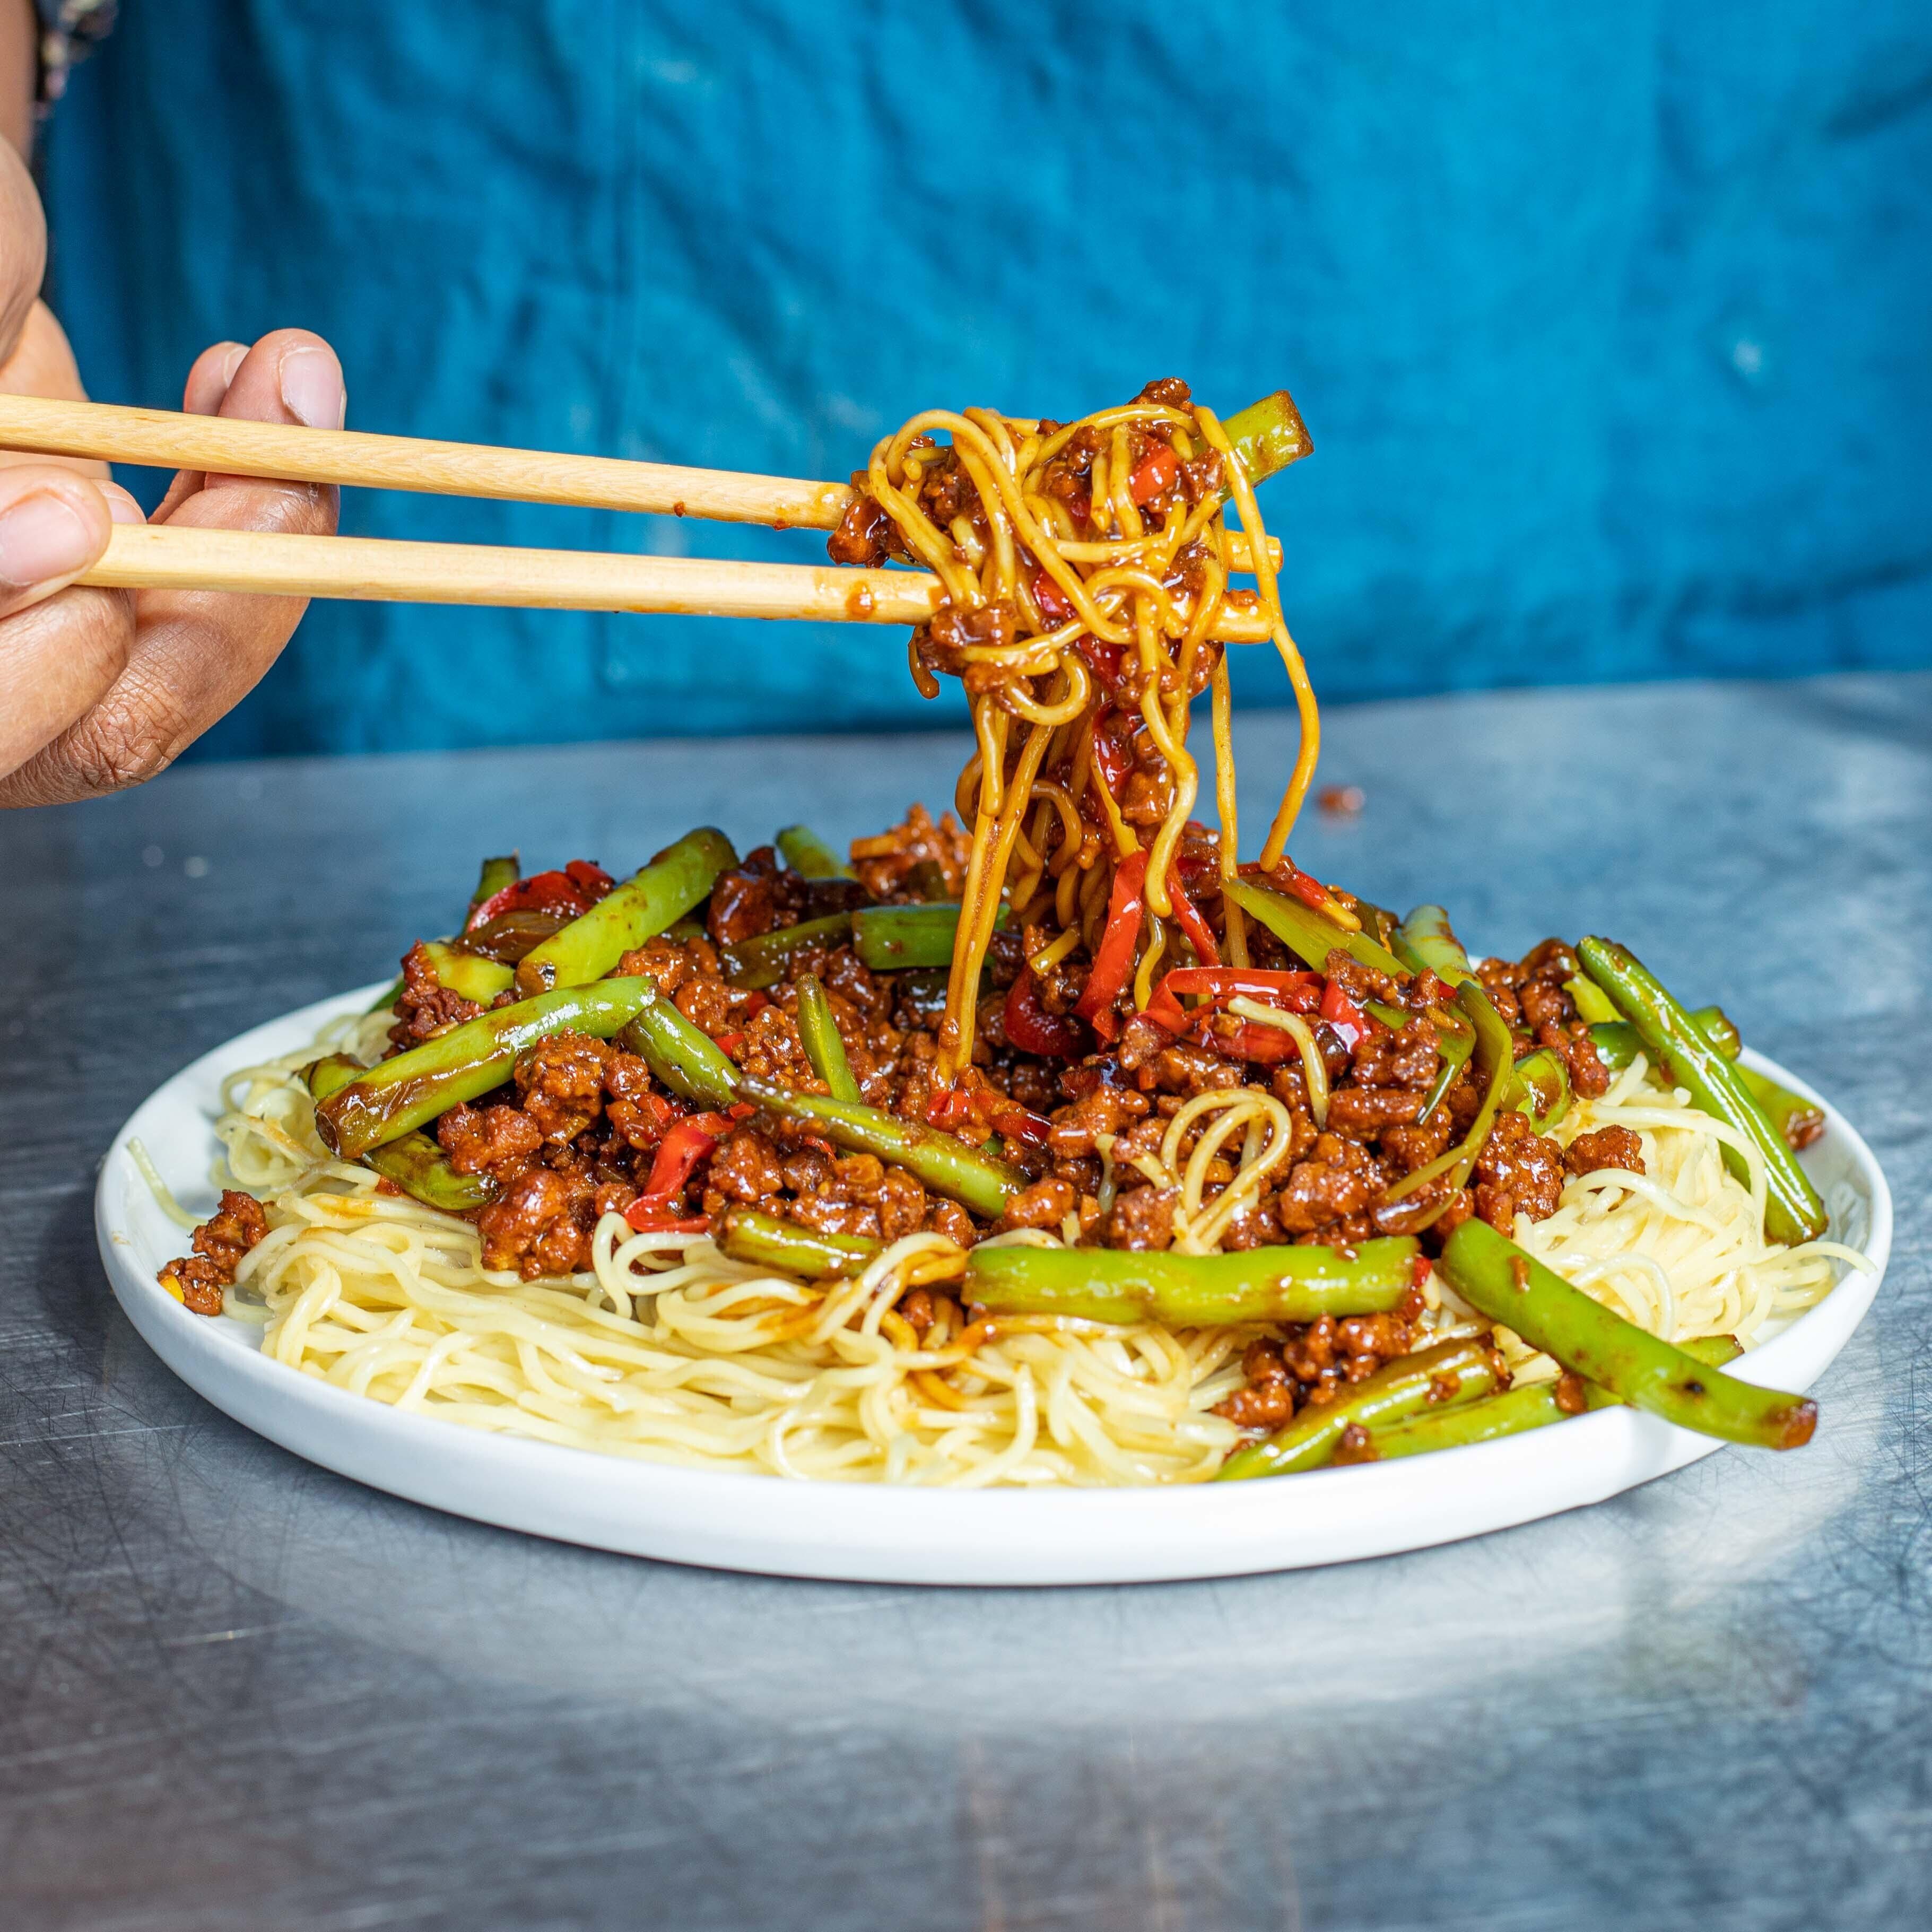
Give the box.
[1140,966,1322,1036]
[1090,709,1135,798]
[1074,851,1150,1045]
[1320,978,1369,1049]
[1164,869,1221,966]
[466,869,594,929]
[1128,441,1179,506]
[1004,968,1084,1058]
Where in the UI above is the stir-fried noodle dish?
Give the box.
[156,379,1868,1485]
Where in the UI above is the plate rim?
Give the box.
[92,983,1895,1585]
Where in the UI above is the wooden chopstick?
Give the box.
[0,393,851,529]
[78,526,939,622]
[75,524,1280,637]
[0,392,1281,570]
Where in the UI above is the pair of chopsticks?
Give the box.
[0,394,1279,631]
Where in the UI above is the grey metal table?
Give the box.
[4,675,1928,1932]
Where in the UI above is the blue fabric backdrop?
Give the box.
[40,1,1932,758]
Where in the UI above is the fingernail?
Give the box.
[279,344,346,429]
[100,484,146,525]
[0,490,97,588]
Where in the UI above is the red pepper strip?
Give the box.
[1004,968,1084,1058]
[466,869,594,929]
[1141,966,1322,1036]
[1206,1019,1302,1064]
[924,1089,979,1134]
[987,1100,1052,1148]
[1128,441,1179,506]
[711,1031,747,1056]
[623,1209,711,1236]
[1165,870,1221,966]
[1411,1252,1433,1295]
[1032,569,1073,625]
[1074,634,1127,695]
[1090,709,1135,798]
[636,1117,721,1202]
[1239,856,1339,917]
[563,858,616,899]
[1320,978,1369,1049]
[1074,850,1150,1044]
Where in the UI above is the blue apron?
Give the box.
[42,1,1932,758]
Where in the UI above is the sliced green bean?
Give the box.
[420,940,515,1006]
[1216,1336,1507,1481]
[1590,1005,1739,1073]
[316,978,657,1158]
[776,825,852,881]
[1221,389,1313,489]
[617,992,743,1110]
[1578,939,1825,1243]
[965,1237,1419,1328]
[1501,1046,1571,1134]
[1564,973,1618,1023]
[467,855,519,920]
[1740,1065,1826,1152]
[1394,904,1475,986]
[1438,1217,1816,1447]
[721,1208,876,1278]
[304,1055,496,1212]
[736,1075,1023,1217]
[1222,877,1407,979]
[795,973,860,1103]
[722,912,853,989]
[851,901,1006,971]
[515,828,736,995]
[1360,1335,1744,1461]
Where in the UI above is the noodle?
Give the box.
[150,381,1866,1486]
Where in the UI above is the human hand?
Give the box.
[0,143,342,807]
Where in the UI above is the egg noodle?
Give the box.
[153,387,1866,1484]
[176,1004,1860,1486]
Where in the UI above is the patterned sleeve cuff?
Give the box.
[34,0,116,109]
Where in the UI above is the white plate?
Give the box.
[95,986,1893,1586]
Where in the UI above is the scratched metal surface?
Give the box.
[2,674,1928,1932]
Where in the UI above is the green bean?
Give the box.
[1577,939,1825,1243]
[1222,877,1407,979]
[1437,1217,1816,1447]
[1739,1065,1826,1152]
[1501,1046,1571,1133]
[794,973,860,1103]
[1564,973,1618,1023]
[420,940,515,1006]
[368,855,523,1013]
[467,855,519,920]
[616,992,743,1110]
[1590,1005,1739,1072]
[1393,904,1476,986]
[1359,1335,1744,1462]
[721,912,853,989]
[1221,389,1314,490]
[736,1075,1024,1217]
[721,1208,876,1278]
[965,1237,1419,1328]
[304,1055,495,1212]
[316,978,657,1158]
[1216,1336,1507,1481]
[365,978,404,1016]
[515,828,736,995]
[776,825,852,881]
[850,901,1007,970]
[1379,980,1513,1215]
[1595,989,1820,1144]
